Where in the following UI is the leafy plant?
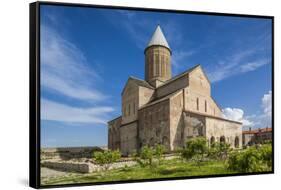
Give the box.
[208,142,232,160]
[93,150,121,170]
[227,147,264,172]
[155,144,166,164]
[259,143,272,168]
[181,137,208,167]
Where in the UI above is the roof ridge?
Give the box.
[157,64,201,88]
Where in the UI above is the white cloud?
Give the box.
[262,90,272,117]
[207,50,270,83]
[222,107,254,127]
[240,59,269,73]
[223,90,272,129]
[41,25,107,102]
[41,99,114,124]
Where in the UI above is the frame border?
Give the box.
[29,1,274,189]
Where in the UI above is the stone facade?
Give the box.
[108,25,243,156]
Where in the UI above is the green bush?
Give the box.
[93,150,121,170]
[208,142,232,160]
[181,137,208,166]
[133,145,166,168]
[155,144,166,164]
[133,146,154,168]
[259,144,272,168]
[227,147,265,172]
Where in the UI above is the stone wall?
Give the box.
[108,117,122,150]
[120,121,138,156]
[182,112,206,144]
[169,91,184,150]
[139,86,154,107]
[188,66,211,96]
[41,147,103,161]
[122,82,139,124]
[205,117,242,148]
[138,99,170,150]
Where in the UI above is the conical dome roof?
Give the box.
[146,25,170,50]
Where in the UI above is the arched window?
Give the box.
[205,100,207,112]
[197,98,199,111]
[128,104,130,116]
[220,136,226,143]
[235,136,239,148]
[210,136,215,146]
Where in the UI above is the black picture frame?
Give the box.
[30,1,274,189]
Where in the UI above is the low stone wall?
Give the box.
[41,159,137,173]
[41,161,92,173]
[41,153,179,173]
[41,146,104,160]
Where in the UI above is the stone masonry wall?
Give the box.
[120,122,138,156]
[138,99,170,150]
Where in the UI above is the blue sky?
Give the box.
[40,5,272,148]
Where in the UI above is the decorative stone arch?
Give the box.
[149,138,154,147]
[235,136,239,148]
[220,136,226,143]
[210,136,215,146]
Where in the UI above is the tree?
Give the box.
[181,137,208,166]
[93,150,121,170]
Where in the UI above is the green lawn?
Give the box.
[42,158,239,186]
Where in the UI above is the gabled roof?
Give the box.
[121,76,154,95]
[157,64,201,89]
[139,89,182,110]
[146,25,170,50]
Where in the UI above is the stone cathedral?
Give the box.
[108,25,242,156]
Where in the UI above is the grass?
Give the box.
[41,158,239,186]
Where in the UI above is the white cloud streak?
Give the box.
[41,24,114,125]
[41,99,114,124]
[207,50,270,83]
[41,25,107,102]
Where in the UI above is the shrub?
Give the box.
[93,150,121,170]
[155,144,166,164]
[181,137,208,166]
[209,142,232,160]
[227,147,263,172]
[259,144,272,168]
[133,146,154,168]
[134,145,166,168]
